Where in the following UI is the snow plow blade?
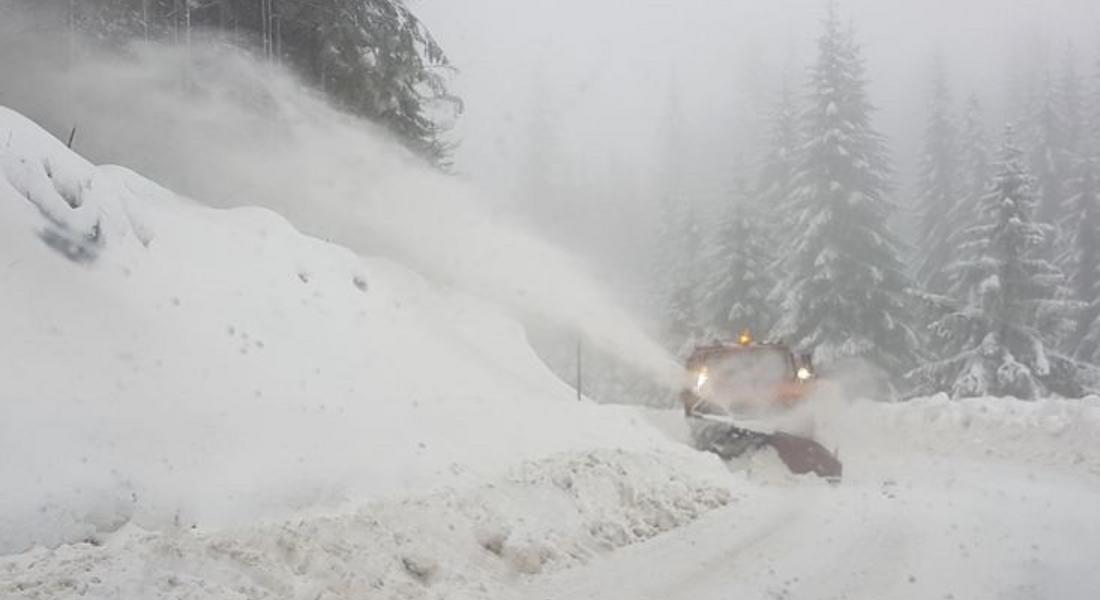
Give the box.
[765,431,843,481]
[689,418,842,481]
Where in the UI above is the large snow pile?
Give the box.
[0,105,732,569]
[1,449,733,600]
[831,394,1100,477]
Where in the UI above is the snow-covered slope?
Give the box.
[5,104,1100,600]
[0,106,731,564]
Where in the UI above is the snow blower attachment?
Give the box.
[680,332,842,481]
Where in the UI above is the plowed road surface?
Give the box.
[524,453,1100,600]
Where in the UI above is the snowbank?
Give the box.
[0,106,730,560]
[0,449,732,600]
[830,394,1100,477]
[641,392,1100,484]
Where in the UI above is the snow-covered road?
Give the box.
[525,449,1100,600]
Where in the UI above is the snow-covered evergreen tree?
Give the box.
[1071,53,1100,362]
[1057,46,1086,160]
[768,7,920,379]
[1050,47,1097,356]
[914,63,960,293]
[310,0,461,165]
[1027,73,1072,227]
[912,94,991,365]
[910,127,1094,399]
[698,173,775,339]
[656,199,702,353]
[956,95,992,224]
[1091,53,1100,156]
[39,0,461,166]
[653,84,703,352]
[757,79,801,224]
[1065,157,1100,362]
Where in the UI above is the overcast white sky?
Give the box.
[418,0,1100,211]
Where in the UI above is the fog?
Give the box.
[3,3,1100,595]
[420,0,1100,291]
[2,0,1099,395]
[0,9,683,388]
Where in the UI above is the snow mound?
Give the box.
[0,106,730,556]
[0,449,732,600]
[825,394,1100,478]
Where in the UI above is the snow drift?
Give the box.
[0,106,730,558]
[1,450,733,600]
[0,17,680,388]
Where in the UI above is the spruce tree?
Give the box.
[1041,48,1099,360]
[36,0,460,166]
[914,63,960,293]
[1091,53,1100,157]
[1065,157,1100,361]
[1072,53,1100,363]
[699,173,775,339]
[956,95,991,227]
[653,85,702,352]
[757,79,801,223]
[305,0,460,165]
[911,127,1093,398]
[1028,73,1071,227]
[1058,46,1086,160]
[768,7,919,379]
[913,94,990,367]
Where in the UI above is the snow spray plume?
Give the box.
[0,12,681,388]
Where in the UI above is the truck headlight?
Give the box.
[695,367,709,391]
[796,367,813,381]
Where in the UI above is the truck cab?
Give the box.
[681,332,815,419]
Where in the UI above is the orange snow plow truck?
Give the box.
[680,330,842,481]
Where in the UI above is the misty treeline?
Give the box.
[24,0,460,164]
[657,5,1100,400]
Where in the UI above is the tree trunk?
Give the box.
[260,0,271,60]
[273,0,282,64]
[141,0,149,41]
[67,0,76,64]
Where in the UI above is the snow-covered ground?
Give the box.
[527,452,1100,600]
[2,104,1100,600]
[0,448,733,600]
[533,397,1100,600]
[0,104,734,593]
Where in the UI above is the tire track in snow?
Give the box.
[522,453,1100,600]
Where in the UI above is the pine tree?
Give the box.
[1065,157,1100,361]
[1072,53,1100,363]
[956,95,991,225]
[1091,53,1100,157]
[1058,46,1086,160]
[768,6,920,379]
[910,127,1094,399]
[698,173,775,339]
[37,0,461,166]
[1049,46,1098,358]
[757,79,801,222]
[1027,72,1071,227]
[305,0,460,166]
[913,94,990,365]
[914,63,960,293]
[653,84,702,352]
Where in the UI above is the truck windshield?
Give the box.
[706,348,791,391]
